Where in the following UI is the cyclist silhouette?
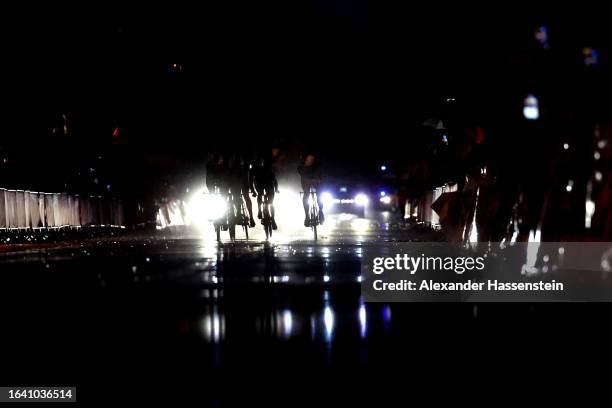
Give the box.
[298,153,324,226]
[251,157,279,230]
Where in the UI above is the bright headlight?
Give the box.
[321,192,334,208]
[186,190,227,227]
[355,193,369,206]
[207,194,227,220]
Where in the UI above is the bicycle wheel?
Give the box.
[241,200,249,240]
[263,199,271,240]
[263,220,270,240]
[310,193,319,240]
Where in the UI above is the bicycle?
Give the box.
[209,187,227,242]
[302,189,320,241]
[260,192,274,241]
[227,191,250,241]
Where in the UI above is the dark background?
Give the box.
[2,5,610,196]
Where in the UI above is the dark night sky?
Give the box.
[2,4,611,192]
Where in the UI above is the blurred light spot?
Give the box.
[522,229,541,275]
[339,213,356,222]
[358,302,367,339]
[595,171,603,182]
[583,47,599,67]
[382,305,392,326]
[523,94,540,120]
[351,218,370,232]
[535,25,550,49]
[282,309,293,339]
[468,188,480,244]
[323,306,334,342]
[201,308,225,343]
[355,193,369,206]
[379,196,391,204]
[586,199,596,229]
[321,192,334,210]
[601,248,612,272]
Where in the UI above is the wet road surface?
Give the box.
[0,214,610,404]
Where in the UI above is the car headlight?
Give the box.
[379,196,391,204]
[186,190,227,227]
[355,193,368,206]
[321,192,334,209]
[207,194,227,220]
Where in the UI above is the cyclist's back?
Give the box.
[206,154,228,194]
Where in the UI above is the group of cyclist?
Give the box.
[205,151,324,233]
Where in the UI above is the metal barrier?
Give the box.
[0,188,124,229]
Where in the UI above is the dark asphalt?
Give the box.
[0,214,609,404]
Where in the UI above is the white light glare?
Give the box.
[351,218,370,232]
[321,192,334,209]
[379,196,391,204]
[586,200,595,229]
[324,306,334,342]
[355,193,369,206]
[186,190,227,227]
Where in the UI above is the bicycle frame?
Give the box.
[260,192,274,240]
[302,188,320,241]
[210,186,226,242]
[227,191,250,241]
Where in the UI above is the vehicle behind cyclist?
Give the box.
[251,156,279,230]
[298,153,324,227]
